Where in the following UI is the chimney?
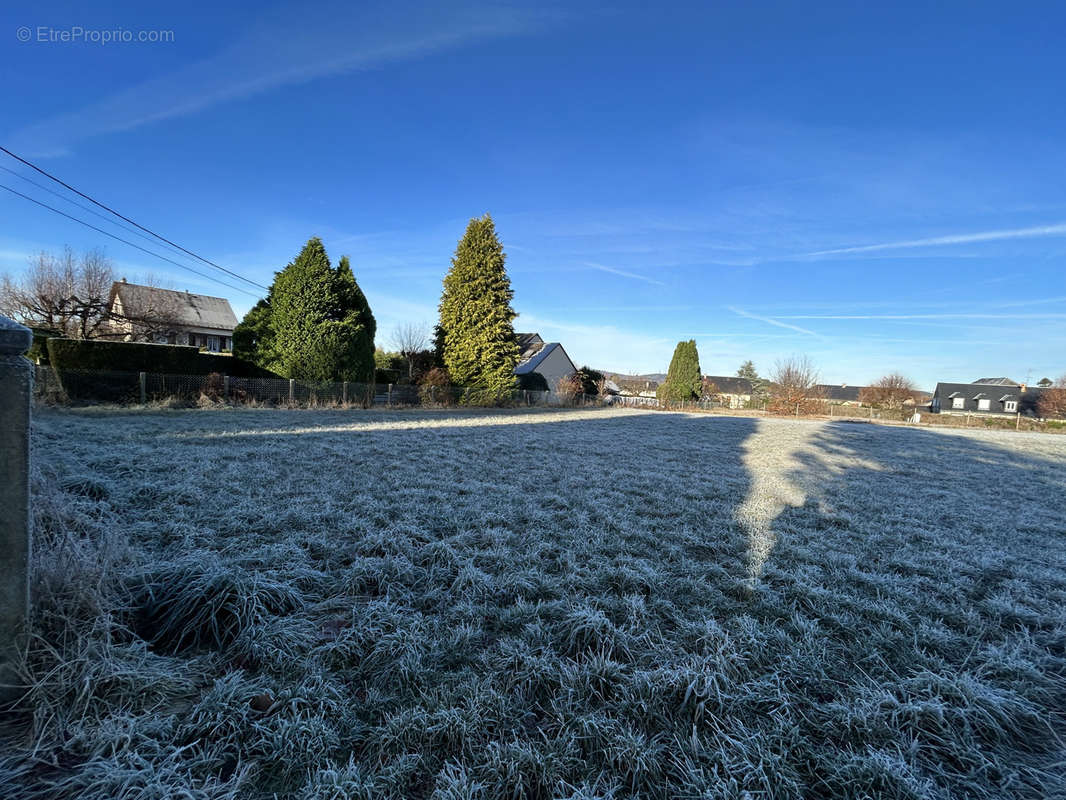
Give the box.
[1020,383,1027,393]
[120,277,127,283]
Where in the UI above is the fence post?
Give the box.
[288,378,295,405]
[223,374,230,402]
[342,381,348,405]
[387,383,393,406]
[0,316,32,698]
[139,371,147,404]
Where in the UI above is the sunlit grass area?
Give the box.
[3,406,1065,799]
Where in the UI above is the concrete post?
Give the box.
[288,378,295,405]
[223,374,230,402]
[342,381,348,405]
[0,316,32,697]
[139,371,147,404]
[387,383,393,406]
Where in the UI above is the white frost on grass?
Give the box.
[4,406,1065,800]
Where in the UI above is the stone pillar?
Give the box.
[0,316,32,696]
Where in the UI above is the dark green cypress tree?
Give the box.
[233,295,277,372]
[263,238,376,382]
[657,340,702,401]
[335,255,377,384]
[437,215,519,399]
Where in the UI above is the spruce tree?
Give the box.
[251,238,376,383]
[437,215,519,399]
[657,340,702,401]
[736,359,767,400]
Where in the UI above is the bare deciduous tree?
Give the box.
[768,355,822,415]
[0,248,180,340]
[1036,376,1066,419]
[389,322,431,379]
[859,373,918,410]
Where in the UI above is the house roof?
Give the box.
[973,377,1020,386]
[514,341,576,376]
[110,281,238,331]
[515,332,544,360]
[815,383,864,402]
[933,381,1045,411]
[703,376,754,395]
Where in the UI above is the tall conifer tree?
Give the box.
[658,340,702,401]
[437,215,519,398]
[237,238,375,383]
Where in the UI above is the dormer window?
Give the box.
[1004,400,1017,413]
[951,394,965,409]
[977,398,990,411]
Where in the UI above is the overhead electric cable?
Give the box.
[0,145,267,291]
[0,183,261,298]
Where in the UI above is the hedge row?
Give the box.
[46,338,280,378]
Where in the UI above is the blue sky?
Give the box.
[3,1,1065,388]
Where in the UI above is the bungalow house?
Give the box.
[108,279,239,352]
[930,378,1045,417]
[514,332,577,397]
[815,384,865,405]
[702,376,754,408]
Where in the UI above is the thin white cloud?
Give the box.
[807,222,1066,257]
[729,306,822,338]
[779,313,1066,320]
[8,3,554,156]
[585,262,665,286]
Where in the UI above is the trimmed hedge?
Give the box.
[27,327,62,364]
[46,338,280,378]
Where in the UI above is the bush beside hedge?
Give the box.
[46,338,280,378]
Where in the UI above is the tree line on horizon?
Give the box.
[5,236,1066,417]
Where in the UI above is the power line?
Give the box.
[0,145,267,291]
[0,164,205,266]
[0,183,262,298]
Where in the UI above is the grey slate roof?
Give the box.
[973,377,1020,386]
[703,376,754,395]
[932,381,1045,415]
[515,342,572,375]
[515,333,544,360]
[815,384,864,402]
[110,281,239,332]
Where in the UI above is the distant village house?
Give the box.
[108,279,239,352]
[514,333,577,397]
[930,377,1045,417]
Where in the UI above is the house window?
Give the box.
[1005,400,1017,413]
[207,335,220,352]
[977,398,990,411]
[952,396,965,409]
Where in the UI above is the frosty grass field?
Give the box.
[3,405,1065,799]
